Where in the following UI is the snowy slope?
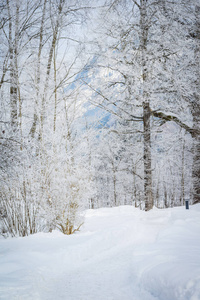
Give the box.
[0,205,200,300]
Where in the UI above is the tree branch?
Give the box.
[131,0,141,9]
[152,110,198,137]
[81,79,143,121]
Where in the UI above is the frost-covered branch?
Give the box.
[152,110,198,137]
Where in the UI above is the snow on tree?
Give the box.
[83,0,199,209]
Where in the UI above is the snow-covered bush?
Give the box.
[0,132,45,237]
[40,157,91,235]
[0,176,43,237]
[0,157,91,237]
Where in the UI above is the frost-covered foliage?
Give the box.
[0,0,92,237]
[40,160,91,235]
[82,0,199,209]
[0,153,45,237]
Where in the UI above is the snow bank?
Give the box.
[0,205,200,300]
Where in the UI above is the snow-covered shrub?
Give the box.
[0,148,49,238]
[41,159,91,235]
[0,177,43,237]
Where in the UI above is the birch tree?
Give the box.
[0,0,94,236]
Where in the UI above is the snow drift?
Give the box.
[0,204,200,300]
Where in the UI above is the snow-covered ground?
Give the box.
[0,205,200,300]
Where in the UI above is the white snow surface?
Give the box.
[0,205,200,300]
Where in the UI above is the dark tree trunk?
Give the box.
[143,102,153,211]
[192,5,200,204]
[7,0,18,129]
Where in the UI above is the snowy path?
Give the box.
[0,205,200,300]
